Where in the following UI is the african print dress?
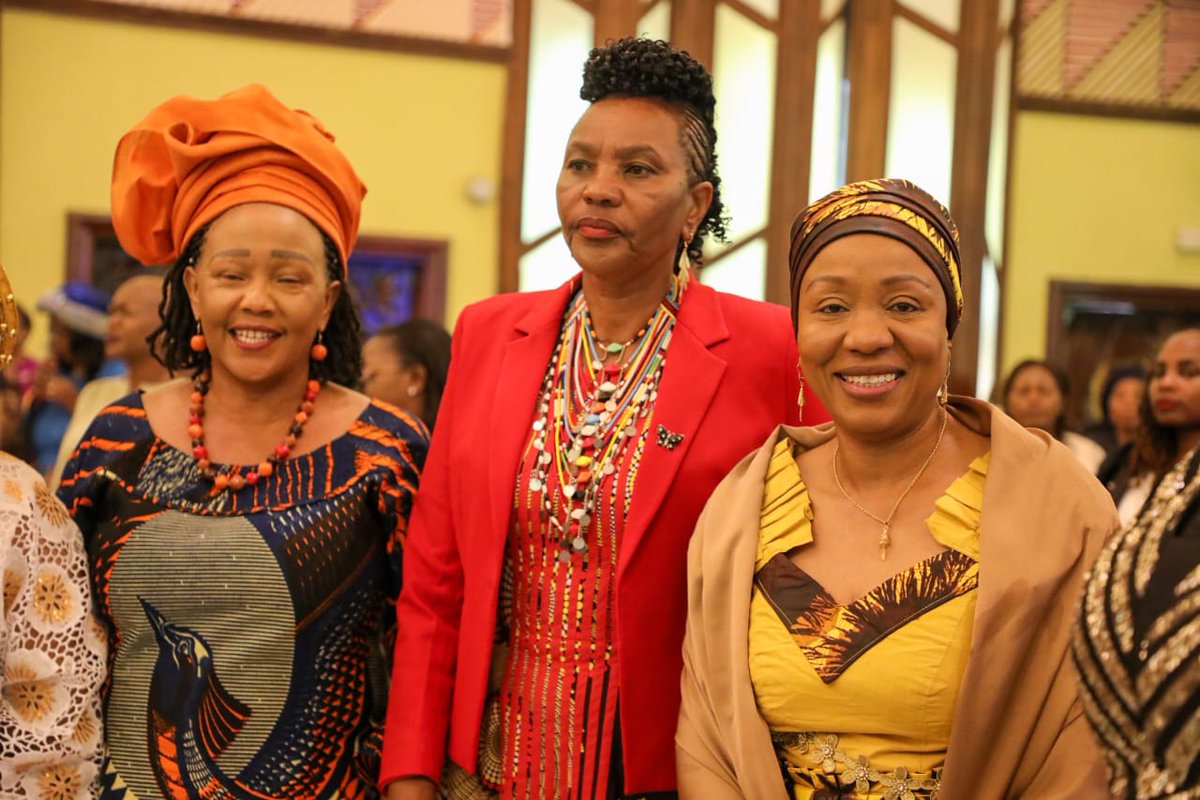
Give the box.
[1074,446,1200,798]
[749,438,988,799]
[57,393,426,800]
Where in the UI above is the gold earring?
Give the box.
[797,364,806,423]
[938,363,951,407]
[677,232,693,290]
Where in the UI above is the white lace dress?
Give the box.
[0,453,105,799]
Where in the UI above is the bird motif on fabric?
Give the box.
[141,597,260,799]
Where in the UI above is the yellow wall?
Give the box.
[1003,110,1200,369]
[0,8,505,354]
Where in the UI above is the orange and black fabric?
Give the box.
[788,178,963,337]
[110,83,366,269]
[755,549,978,684]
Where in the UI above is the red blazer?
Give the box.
[380,277,828,793]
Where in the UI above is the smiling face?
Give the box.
[556,97,712,288]
[795,233,949,439]
[183,203,339,389]
[1149,329,1200,431]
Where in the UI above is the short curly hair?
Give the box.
[150,225,363,387]
[580,37,728,265]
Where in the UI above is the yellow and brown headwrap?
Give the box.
[789,178,963,338]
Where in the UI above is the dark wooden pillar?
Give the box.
[765,0,821,305]
[499,0,534,294]
[948,0,1000,394]
[593,0,641,46]
[669,0,716,69]
[844,0,894,182]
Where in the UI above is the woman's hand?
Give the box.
[384,777,437,800]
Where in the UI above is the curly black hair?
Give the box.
[580,37,728,265]
[150,225,363,387]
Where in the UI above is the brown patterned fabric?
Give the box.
[755,549,979,684]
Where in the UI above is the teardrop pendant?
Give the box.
[878,525,891,561]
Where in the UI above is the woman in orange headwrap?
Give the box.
[676,178,1115,798]
[57,84,427,799]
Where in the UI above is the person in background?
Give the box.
[4,304,38,397]
[1074,326,1200,797]
[0,263,105,800]
[382,37,826,800]
[677,178,1113,799]
[25,284,111,475]
[362,319,451,432]
[1001,358,1106,473]
[49,268,171,488]
[58,83,426,799]
[1085,364,1146,458]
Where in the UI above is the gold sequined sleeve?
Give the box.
[0,455,106,799]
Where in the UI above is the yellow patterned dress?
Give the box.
[748,438,988,799]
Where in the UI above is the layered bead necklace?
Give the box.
[187,370,321,493]
[527,276,682,562]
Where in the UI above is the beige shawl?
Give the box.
[677,397,1116,799]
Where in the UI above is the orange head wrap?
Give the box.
[110,83,366,271]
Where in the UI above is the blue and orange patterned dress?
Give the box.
[57,392,426,800]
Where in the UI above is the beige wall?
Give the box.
[1003,110,1200,371]
[0,8,506,355]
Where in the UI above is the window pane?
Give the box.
[810,17,847,202]
[519,232,577,292]
[897,0,960,34]
[885,16,956,208]
[520,0,592,242]
[976,254,1001,401]
[639,0,670,40]
[986,37,1011,265]
[713,3,777,240]
[700,237,766,301]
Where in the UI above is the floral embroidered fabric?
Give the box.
[0,453,105,799]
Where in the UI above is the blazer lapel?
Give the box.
[620,283,729,569]
[487,281,576,544]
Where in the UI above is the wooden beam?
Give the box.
[499,0,534,294]
[948,0,1000,395]
[765,0,821,305]
[593,0,641,46]
[669,0,716,68]
[844,0,894,182]
[724,0,776,32]
[894,3,956,46]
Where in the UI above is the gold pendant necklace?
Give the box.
[832,409,949,560]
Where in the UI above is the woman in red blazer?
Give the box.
[382,38,826,800]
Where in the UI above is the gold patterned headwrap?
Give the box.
[0,266,18,367]
[788,178,963,338]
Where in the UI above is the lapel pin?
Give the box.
[656,424,684,451]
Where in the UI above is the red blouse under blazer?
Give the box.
[380,276,828,794]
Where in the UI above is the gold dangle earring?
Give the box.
[938,361,951,407]
[677,231,692,290]
[797,361,806,423]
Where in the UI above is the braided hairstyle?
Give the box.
[580,37,728,265]
[150,225,363,387]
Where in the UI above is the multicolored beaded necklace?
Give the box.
[187,371,321,493]
[528,275,682,562]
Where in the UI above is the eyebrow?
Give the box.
[565,142,663,161]
[206,248,314,263]
[806,273,933,289]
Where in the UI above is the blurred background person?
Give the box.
[361,319,451,432]
[25,283,111,475]
[0,262,105,800]
[1084,364,1146,459]
[48,268,171,488]
[1001,358,1105,473]
[3,304,38,397]
[1074,326,1200,797]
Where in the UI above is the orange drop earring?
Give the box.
[189,322,206,353]
[310,330,327,362]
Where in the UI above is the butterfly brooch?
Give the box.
[656,424,684,451]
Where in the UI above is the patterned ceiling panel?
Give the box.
[97,0,513,47]
[1018,0,1200,115]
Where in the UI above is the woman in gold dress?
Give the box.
[677,178,1116,799]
